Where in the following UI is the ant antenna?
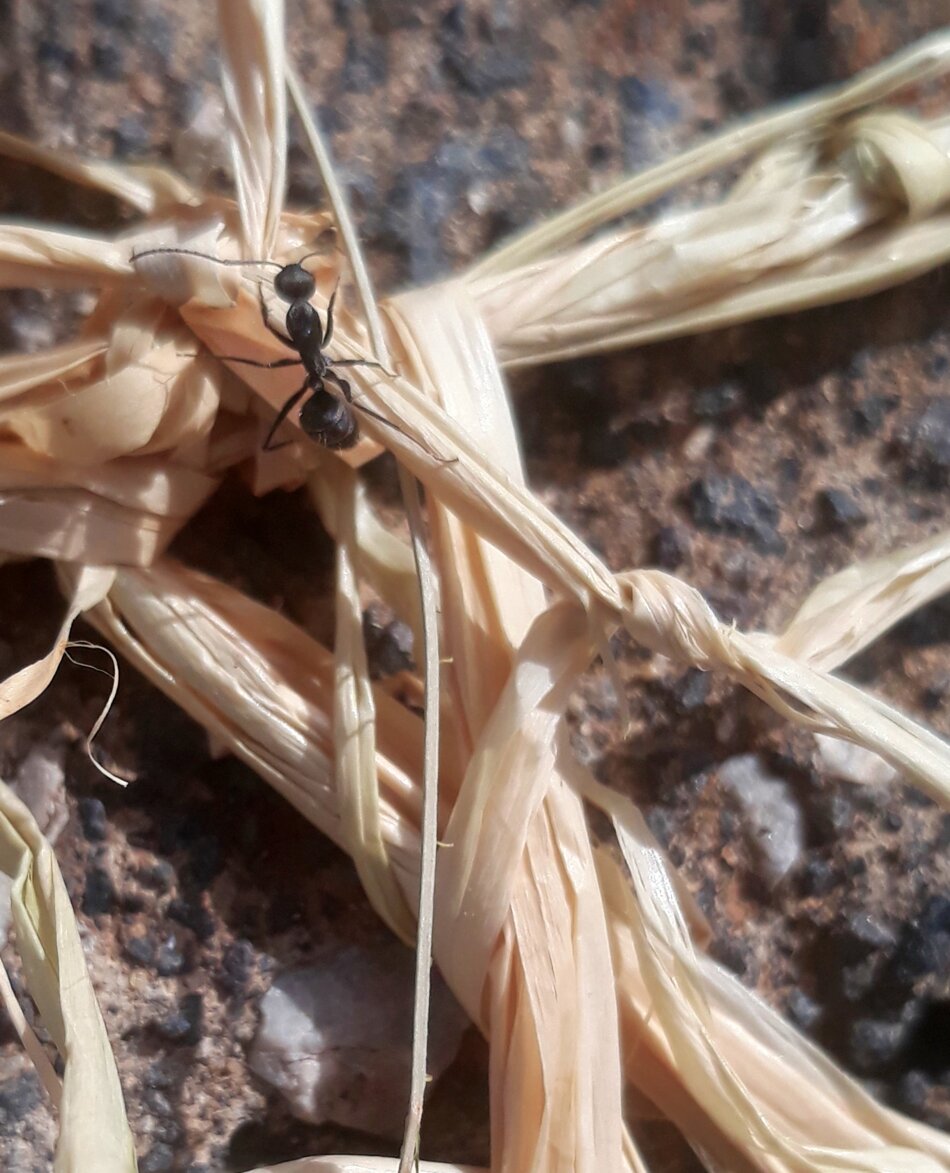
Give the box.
[130,247,283,272]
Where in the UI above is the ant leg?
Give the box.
[262,378,311,452]
[209,354,301,370]
[322,280,340,348]
[257,282,294,347]
[329,358,387,370]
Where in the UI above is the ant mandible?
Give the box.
[132,247,413,453]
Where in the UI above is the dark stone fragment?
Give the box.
[383,161,454,282]
[124,934,156,968]
[91,40,124,80]
[644,805,675,849]
[82,865,117,917]
[112,116,150,159]
[808,788,854,844]
[140,1144,174,1173]
[687,474,785,554]
[219,939,256,993]
[167,897,216,941]
[93,0,134,29]
[892,896,950,985]
[145,1063,174,1090]
[849,1008,914,1074]
[364,615,414,678]
[851,394,897,437]
[896,1069,933,1119]
[710,935,748,977]
[156,993,203,1045]
[143,1088,173,1118]
[618,76,680,125]
[883,809,903,832]
[927,353,949,380]
[775,0,831,95]
[682,26,716,60]
[37,40,75,68]
[798,856,837,896]
[849,1016,912,1074]
[846,912,897,953]
[0,1074,42,1126]
[439,7,533,96]
[786,988,822,1031]
[341,36,387,92]
[671,668,710,712]
[141,14,173,65]
[895,398,950,488]
[78,797,108,842]
[652,525,689,570]
[155,936,188,977]
[814,488,868,532]
[153,1119,183,1146]
[694,381,743,419]
[921,675,949,712]
[138,860,175,892]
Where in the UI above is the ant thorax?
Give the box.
[285,300,321,344]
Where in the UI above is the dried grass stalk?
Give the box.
[0,779,135,1172]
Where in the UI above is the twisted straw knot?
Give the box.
[839,110,950,218]
[616,569,743,673]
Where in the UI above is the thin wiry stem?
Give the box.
[286,64,441,1172]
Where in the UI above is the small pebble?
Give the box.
[717,753,804,885]
[814,488,868,532]
[249,941,469,1136]
[78,797,108,842]
[82,866,117,917]
[687,474,785,554]
[140,1143,174,1173]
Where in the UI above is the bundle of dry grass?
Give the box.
[0,5,949,1172]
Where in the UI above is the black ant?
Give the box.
[132,247,439,455]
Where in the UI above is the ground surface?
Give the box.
[0,1,948,1170]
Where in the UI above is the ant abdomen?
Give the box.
[300,388,359,449]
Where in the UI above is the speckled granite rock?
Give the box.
[0,2,948,1170]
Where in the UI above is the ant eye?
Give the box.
[275,263,316,301]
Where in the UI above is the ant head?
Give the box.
[274,262,316,302]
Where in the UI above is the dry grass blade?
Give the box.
[776,528,950,670]
[469,116,950,367]
[284,70,446,1173]
[0,225,132,288]
[468,29,950,276]
[83,547,950,1171]
[326,463,417,944]
[0,781,135,1172]
[246,1159,481,1173]
[0,128,196,214]
[0,566,113,720]
[217,0,287,256]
